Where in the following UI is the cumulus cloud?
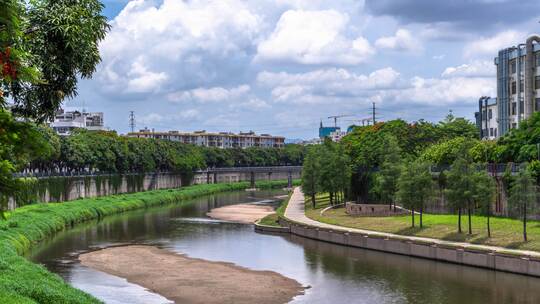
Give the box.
[258,67,401,100]
[375,29,422,52]
[139,109,201,126]
[98,0,263,94]
[442,60,495,78]
[464,30,526,58]
[167,85,250,103]
[257,65,494,107]
[256,10,374,65]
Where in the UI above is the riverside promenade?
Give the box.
[283,187,540,276]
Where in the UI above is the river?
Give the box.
[29,189,540,304]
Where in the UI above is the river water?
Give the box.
[29,189,540,304]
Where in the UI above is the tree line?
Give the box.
[27,127,306,175]
[302,112,540,242]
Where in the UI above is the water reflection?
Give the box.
[29,189,540,304]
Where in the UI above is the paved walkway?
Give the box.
[284,187,540,258]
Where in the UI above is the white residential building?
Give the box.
[127,129,285,149]
[50,109,105,136]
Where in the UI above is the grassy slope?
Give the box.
[257,192,292,227]
[0,180,291,304]
[305,194,540,252]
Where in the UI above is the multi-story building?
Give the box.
[50,109,105,136]
[476,97,499,140]
[127,128,285,149]
[319,121,340,139]
[479,35,540,138]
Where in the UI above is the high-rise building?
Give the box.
[479,35,540,138]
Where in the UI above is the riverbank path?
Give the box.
[284,187,540,258]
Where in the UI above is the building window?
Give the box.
[536,98,540,111]
[511,61,516,73]
[494,129,497,137]
[490,128,493,136]
[511,102,516,115]
[511,81,517,94]
[536,76,540,90]
[537,54,540,67]
[488,109,492,119]
[520,80,524,92]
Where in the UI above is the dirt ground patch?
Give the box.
[79,245,305,304]
[206,204,275,223]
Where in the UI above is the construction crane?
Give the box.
[327,114,353,128]
[345,117,372,127]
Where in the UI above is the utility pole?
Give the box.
[372,102,376,124]
[129,111,136,133]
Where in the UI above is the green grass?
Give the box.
[0,180,293,304]
[305,194,540,252]
[257,191,293,227]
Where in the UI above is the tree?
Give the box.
[302,147,320,208]
[397,161,434,228]
[0,110,49,218]
[445,154,476,234]
[473,170,496,237]
[508,168,538,242]
[374,136,402,210]
[3,0,110,121]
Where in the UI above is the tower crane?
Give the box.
[327,114,353,128]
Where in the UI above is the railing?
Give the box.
[196,166,302,173]
[430,163,524,174]
[14,166,303,178]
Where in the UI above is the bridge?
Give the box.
[195,166,302,188]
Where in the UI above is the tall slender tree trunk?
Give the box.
[420,206,423,228]
[312,194,316,209]
[329,192,333,206]
[487,213,491,238]
[411,207,415,227]
[467,207,472,235]
[524,204,528,242]
[458,208,462,233]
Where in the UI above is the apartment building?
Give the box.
[50,109,105,136]
[127,129,285,149]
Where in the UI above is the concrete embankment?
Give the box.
[281,187,540,278]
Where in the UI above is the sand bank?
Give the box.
[206,204,275,223]
[79,245,304,304]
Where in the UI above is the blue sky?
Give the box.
[68,0,540,139]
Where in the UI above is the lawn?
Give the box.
[305,194,540,252]
[257,192,292,227]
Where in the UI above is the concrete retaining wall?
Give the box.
[281,217,540,278]
[345,202,408,216]
[254,221,290,233]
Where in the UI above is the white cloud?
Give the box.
[394,76,495,105]
[139,109,201,126]
[125,57,168,93]
[375,29,422,52]
[464,30,526,58]
[167,85,250,103]
[258,65,494,107]
[98,0,263,94]
[258,67,401,101]
[256,10,374,65]
[442,60,495,78]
